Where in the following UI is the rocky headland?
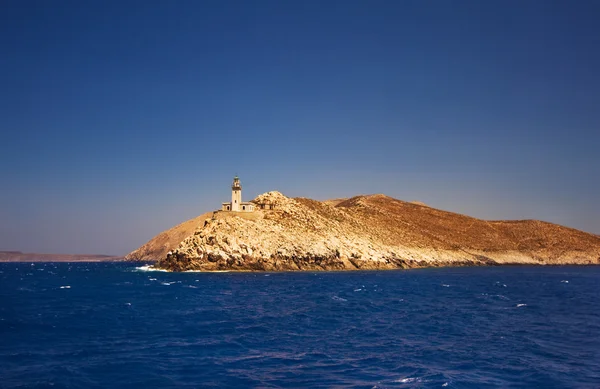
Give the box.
[126,192,600,271]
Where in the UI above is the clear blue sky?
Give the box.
[1,1,599,255]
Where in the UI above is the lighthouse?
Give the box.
[221,176,255,212]
[231,176,242,211]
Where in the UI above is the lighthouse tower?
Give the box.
[231,176,242,211]
[221,176,254,212]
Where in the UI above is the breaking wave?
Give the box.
[133,265,169,272]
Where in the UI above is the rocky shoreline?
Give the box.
[151,249,490,272]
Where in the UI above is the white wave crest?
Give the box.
[516,303,527,307]
[134,265,168,272]
[395,377,420,383]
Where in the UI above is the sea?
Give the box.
[1,263,599,388]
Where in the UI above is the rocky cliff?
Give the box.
[126,191,600,271]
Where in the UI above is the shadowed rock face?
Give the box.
[128,191,600,271]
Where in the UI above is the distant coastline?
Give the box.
[0,251,123,263]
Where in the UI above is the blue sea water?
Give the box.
[1,263,599,388]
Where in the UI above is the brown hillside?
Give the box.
[125,211,214,261]
[322,198,348,207]
[335,194,599,264]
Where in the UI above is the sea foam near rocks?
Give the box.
[133,265,168,272]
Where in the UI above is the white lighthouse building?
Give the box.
[221,176,255,212]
